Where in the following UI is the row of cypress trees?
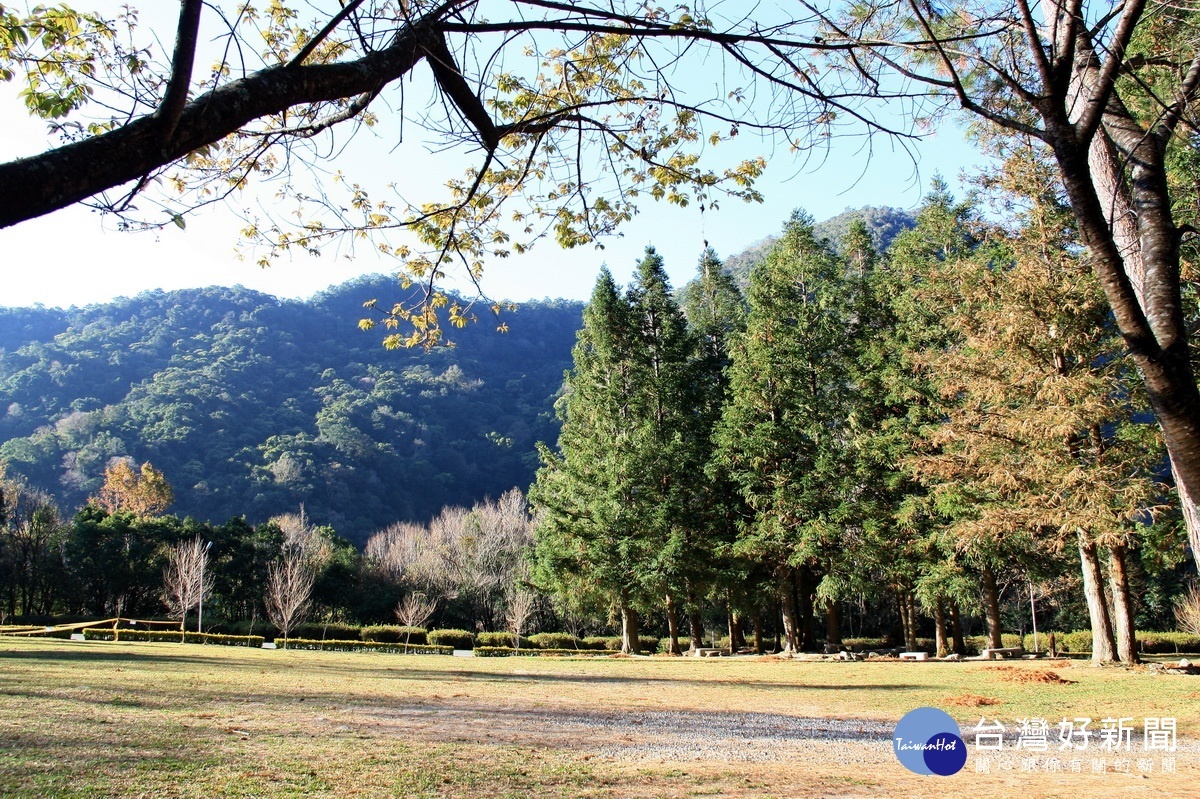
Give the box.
[529,154,1174,660]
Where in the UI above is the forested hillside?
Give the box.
[719,206,915,288]
[0,277,582,544]
[0,208,902,546]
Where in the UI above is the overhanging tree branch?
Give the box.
[0,24,428,228]
[156,0,205,141]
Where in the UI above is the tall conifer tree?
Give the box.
[715,212,856,653]
[626,248,707,654]
[530,268,652,653]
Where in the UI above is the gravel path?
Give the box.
[354,702,1199,766]
[570,710,895,763]
[361,704,902,764]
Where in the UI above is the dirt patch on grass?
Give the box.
[354,701,895,764]
[943,693,1002,707]
[986,665,1075,684]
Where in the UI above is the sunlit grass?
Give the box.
[1,638,1196,798]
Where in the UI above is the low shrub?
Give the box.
[475,631,534,649]
[1137,631,1200,654]
[360,625,427,645]
[575,635,659,652]
[280,638,452,654]
[842,637,888,651]
[657,638,690,653]
[529,632,583,650]
[1022,630,1200,655]
[962,634,1023,656]
[290,622,362,641]
[81,629,264,646]
[474,646,619,657]
[472,646,516,657]
[428,629,474,649]
[1054,630,1095,654]
[1022,631,1071,653]
[208,620,279,638]
[583,636,621,651]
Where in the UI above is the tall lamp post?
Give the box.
[198,540,213,641]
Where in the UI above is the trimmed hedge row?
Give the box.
[82,629,264,646]
[474,646,621,657]
[839,635,1025,655]
[360,625,427,645]
[279,638,452,654]
[289,622,364,641]
[528,632,584,650]
[475,632,535,649]
[576,635,660,652]
[428,629,474,649]
[583,636,620,651]
[1020,630,1200,655]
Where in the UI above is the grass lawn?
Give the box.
[1,638,1196,798]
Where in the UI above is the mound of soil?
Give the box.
[987,665,1075,684]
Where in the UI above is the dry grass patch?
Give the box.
[943,693,1003,707]
[1,638,1197,798]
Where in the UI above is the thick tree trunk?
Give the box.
[728,608,746,652]
[1108,544,1139,665]
[665,593,682,655]
[1174,467,1200,582]
[949,601,966,657]
[779,573,800,654]
[892,593,907,648]
[686,607,700,652]
[933,600,949,658]
[979,567,1004,649]
[1045,112,1200,580]
[686,585,703,650]
[1038,15,1200,578]
[620,603,640,655]
[752,611,765,655]
[905,593,919,652]
[796,568,816,651]
[1078,536,1117,663]
[824,598,842,647]
[773,601,782,652]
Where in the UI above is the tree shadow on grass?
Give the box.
[0,645,258,669]
[309,663,924,692]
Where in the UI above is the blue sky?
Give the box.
[0,3,990,309]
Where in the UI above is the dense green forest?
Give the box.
[0,209,907,543]
[0,277,581,544]
[530,156,1195,662]
[1,195,1195,659]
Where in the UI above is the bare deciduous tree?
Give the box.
[365,521,428,585]
[161,535,212,640]
[505,585,538,654]
[264,548,315,648]
[1176,585,1200,638]
[272,507,329,563]
[394,592,438,648]
[364,489,535,629]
